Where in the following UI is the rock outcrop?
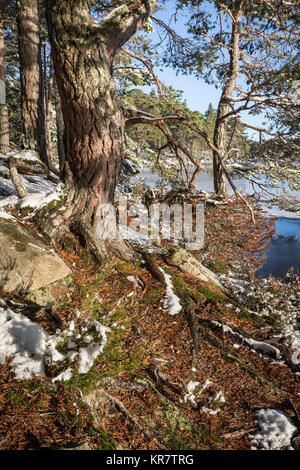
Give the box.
[164,246,225,291]
[0,219,73,306]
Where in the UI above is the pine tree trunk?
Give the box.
[45,0,156,261]
[213,10,242,197]
[17,0,49,165]
[0,7,9,154]
[45,2,125,260]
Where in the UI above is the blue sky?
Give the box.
[143,0,268,141]
[151,0,222,113]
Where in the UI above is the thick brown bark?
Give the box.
[0,7,9,153]
[45,0,156,260]
[213,9,243,197]
[17,0,49,165]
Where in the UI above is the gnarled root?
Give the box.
[37,204,134,265]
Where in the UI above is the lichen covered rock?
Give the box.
[0,219,73,306]
[165,246,224,291]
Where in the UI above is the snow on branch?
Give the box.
[236,117,292,144]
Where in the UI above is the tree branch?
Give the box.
[125,113,201,186]
[94,1,157,59]
[125,113,256,221]
[121,48,165,96]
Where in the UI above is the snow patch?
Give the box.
[127,275,143,289]
[159,267,182,315]
[251,409,296,450]
[0,308,48,379]
[78,321,111,374]
[19,182,64,212]
[0,307,110,381]
[184,380,200,405]
[0,210,16,221]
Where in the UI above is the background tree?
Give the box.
[3,0,21,147]
[17,0,49,165]
[0,0,10,154]
[163,0,299,199]
[125,86,205,176]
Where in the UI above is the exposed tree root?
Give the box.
[182,290,200,358]
[197,320,285,393]
[197,316,299,372]
[140,252,165,283]
[38,203,134,265]
[103,377,147,393]
[146,366,182,396]
[139,377,183,413]
[101,390,168,450]
[8,154,52,199]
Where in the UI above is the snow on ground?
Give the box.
[0,308,48,379]
[183,379,214,406]
[200,386,226,415]
[52,368,73,383]
[19,182,64,212]
[127,275,144,289]
[183,380,200,405]
[159,267,182,315]
[0,307,111,381]
[200,406,220,415]
[0,210,16,221]
[0,149,40,162]
[183,379,225,414]
[0,169,55,199]
[0,150,60,217]
[78,320,110,374]
[251,409,297,450]
[0,194,19,210]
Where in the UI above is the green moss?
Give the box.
[114,261,132,275]
[89,426,118,450]
[171,274,186,290]
[144,287,164,305]
[99,326,144,378]
[5,379,57,409]
[238,308,253,320]
[21,206,34,215]
[197,284,227,303]
[209,258,228,274]
[264,312,283,331]
[66,367,99,393]
[5,390,23,406]
[46,199,65,211]
[0,217,16,223]
[156,397,220,450]
[66,302,144,392]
